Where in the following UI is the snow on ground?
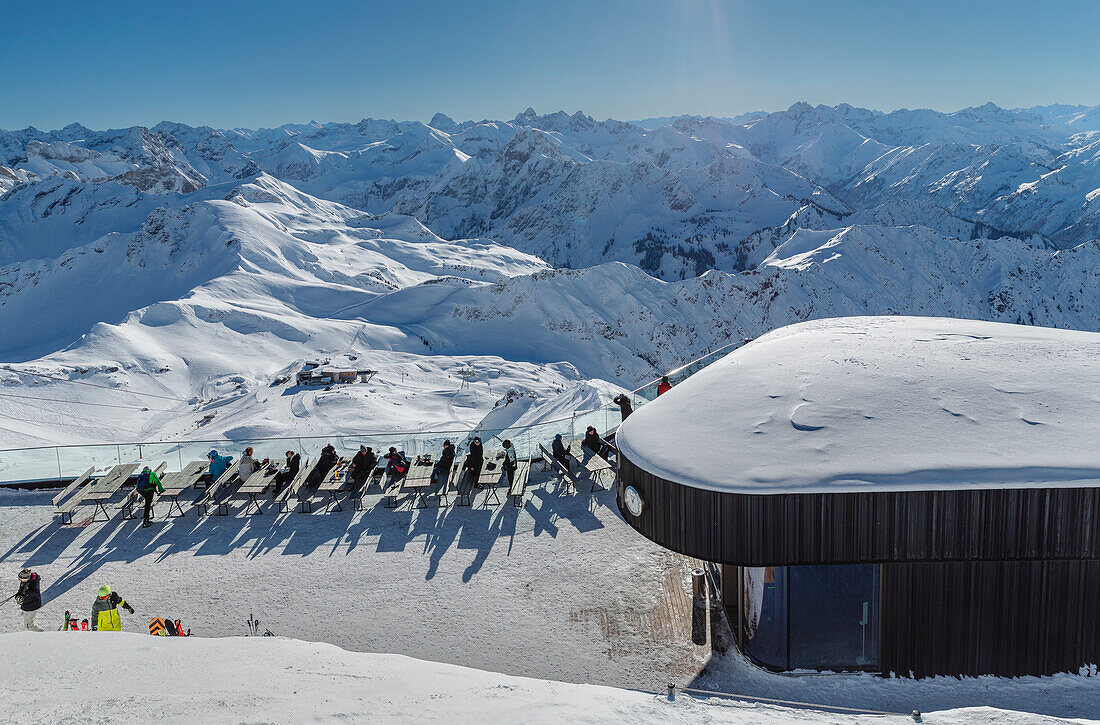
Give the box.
[2,633,1085,725]
[618,317,1100,494]
[2,476,1099,721]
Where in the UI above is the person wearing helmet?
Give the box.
[91,585,133,631]
[207,450,233,483]
[135,466,164,528]
[15,569,43,631]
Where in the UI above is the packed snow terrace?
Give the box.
[613,317,1100,679]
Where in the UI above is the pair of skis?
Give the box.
[59,610,89,630]
[246,612,274,637]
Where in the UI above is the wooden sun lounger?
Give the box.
[80,462,140,523]
[52,466,95,511]
[197,460,241,517]
[119,462,168,520]
[401,457,435,510]
[158,461,208,518]
[353,467,384,511]
[477,465,506,507]
[539,443,578,494]
[509,461,532,506]
[275,456,311,514]
[233,461,280,515]
[311,457,352,513]
[56,465,121,524]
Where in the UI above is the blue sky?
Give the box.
[3,0,1098,130]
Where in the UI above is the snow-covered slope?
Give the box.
[618,317,1100,494]
[0,632,1085,725]
[2,103,1100,448]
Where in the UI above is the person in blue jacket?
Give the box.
[207,450,233,482]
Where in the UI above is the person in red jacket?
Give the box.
[657,375,672,396]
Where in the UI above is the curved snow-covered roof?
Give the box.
[617,316,1100,494]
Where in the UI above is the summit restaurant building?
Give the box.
[615,316,1100,677]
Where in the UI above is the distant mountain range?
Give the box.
[0,103,1097,446]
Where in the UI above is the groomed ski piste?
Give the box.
[3,318,1100,723]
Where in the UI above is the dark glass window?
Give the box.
[741,566,787,669]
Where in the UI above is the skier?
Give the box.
[551,434,571,470]
[501,440,518,487]
[306,443,339,486]
[582,426,604,457]
[207,450,233,482]
[464,437,484,488]
[612,393,633,421]
[238,447,259,483]
[349,445,377,491]
[91,585,133,631]
[657,376,672,396]
[273,450,300,496]
[15,569,43,631]
[135,466,164,528]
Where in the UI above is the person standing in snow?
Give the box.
[135,466,164,528]
[657,376,672,396]
[207,450,233,483]
[501,440,518,487]
[91,585,133,631]
[551,434,571,470]
[273,450,300,496]
[349,445,377,492]
[238,447,259,483]
[464,437,484,488]
[612,394,633,421]
[432,440,456,488]
[15,569,43,631]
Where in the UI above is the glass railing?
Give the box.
[0,340,748,485]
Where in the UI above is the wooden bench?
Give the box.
[538,443,579,494]
[509,460,532,506]
[312,457,352,513]
[382,464,410,509]
[275,456,311,514]
[197,460,241,517]
[119,462,168,520]
[158,461,208,518]
[80,462,140,522]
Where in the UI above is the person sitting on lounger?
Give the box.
[464,437,484,488]
[582,426,604,457]
[383,448,410,484]
[552,434,571,470]
[273,450,300,497]
[238,447,260,483]
[306,444,339,487]
[432,440,456,486]
[349,445,377,491]
[207,450,233,482]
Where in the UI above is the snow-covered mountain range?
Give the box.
[1,102,1098,447]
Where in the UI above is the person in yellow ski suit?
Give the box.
[91,585,133,631]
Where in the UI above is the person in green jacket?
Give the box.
[135,466,164,528]
[91,585,133,631]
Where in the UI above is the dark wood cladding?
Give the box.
[880,560,1100,677]
[618,455,1100,566]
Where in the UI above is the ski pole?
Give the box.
[0,593,16,608]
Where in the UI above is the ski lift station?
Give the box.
[614,316,1100,678]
